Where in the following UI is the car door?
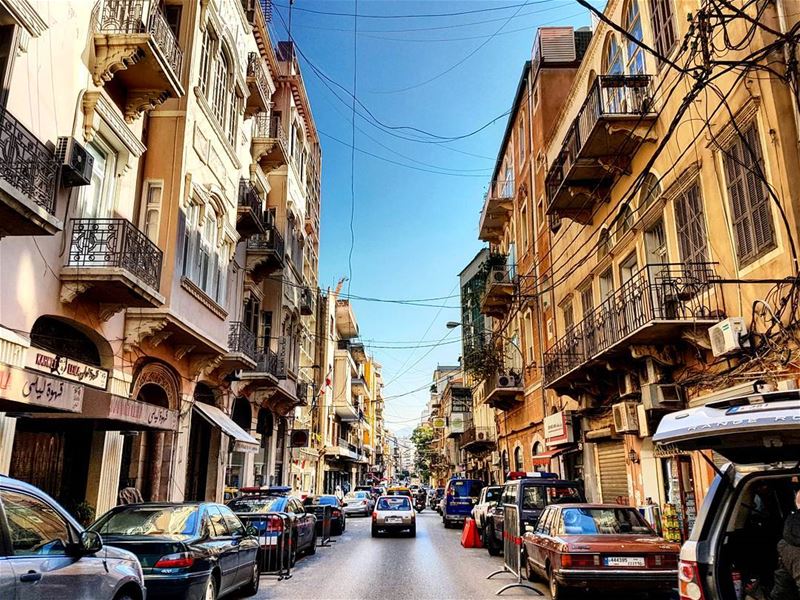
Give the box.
[529,507,553,574]
[0,488,111,600]
[0,557,15,599]
[290,500,312,548]
[206,505,239,595]
[219,506,257,587]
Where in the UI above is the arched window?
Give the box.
[514,446,524,471]
[532,442,545,472]
[603,35,623,76]
[598,228,611,259]
[615,205,634,240]
[30,316,101,366]
[639,172,662,210]
[624,0,645,75]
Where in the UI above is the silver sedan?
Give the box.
[343,491,374,516]
[371,495,416,537]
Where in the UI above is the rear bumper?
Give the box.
[344,506,370,515]
[144,571,210,600]
[556,568,677,589]
[443,513,467,522]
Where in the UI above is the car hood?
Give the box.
[653,391,800,464]
[556,534,680,553]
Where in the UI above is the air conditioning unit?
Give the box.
[612,401,639,434]
[497,372,519,388]
[488,266,510,284]
[477,430,486,441]
[709,317,750,357]
[621,373,639,398]
[56,137,93,187]
[641,383,684,411]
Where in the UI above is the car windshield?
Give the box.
[521,486,582,510]
[377,497,411,511]
[346,492,368,501]
[450,480,484,498]
[560,508,653,535]
[387,489,411,496]
[227,496,283,513]
[92,506,198,538]
[485,488,502,502]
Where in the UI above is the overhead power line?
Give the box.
[273,1,561,19]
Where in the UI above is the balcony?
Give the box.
[226,321,257,367]
[478,180,514,243]
[461,426,496,452]
[482,370,524,411]
[334,400,360,422]
[300,286,314,316]
[481,260,516,319]
[91,0,185,121]
[543,263,724,390]
[546,75,656,222]
[237,179,265,237]
[61,218,164,308]
[246,223,285,283]
[241,0,272,25]
[252,114,289,174]
[245,52,272,118]
[0,108,61,236]
[326,438,361,461]
[336,300,359,339]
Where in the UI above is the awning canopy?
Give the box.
[193,403,259,453]
[530,449,563,466]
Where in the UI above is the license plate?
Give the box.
[386,517,402,524]
[604,556,645,567]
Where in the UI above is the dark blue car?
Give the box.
[442,478,485,528]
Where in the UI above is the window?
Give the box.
[212,50,229,124]
[524,310,534,363]
[1,490,71,556]
[514,446,524,471]
[220,507,245,536]
[0,25,18,107]
[142,181,162,243]
[723,123,776,266]
[164,5,182,38]
[599,267,614,301]
[520,205,529,249]
[598,229,611,259]
[93,506,198,539]
[604,35,623,75]
[182,203,200,278]
[502,164,514,198]
[79,137,117,218]
[561,299,574,332]
[614,205,634,240]
[639,172,662,211]
[198,29,215,97]
[650,0,677,62]
[674,182,709,266]
[624,0,645,75]
[182,201,227,304]
[206,506,228,537]
[518,118,525,162]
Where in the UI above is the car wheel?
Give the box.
[242,560,260,596]
[204,574,218,600]
[307,531,317,555]
[409,526,416,538]
[548,568,567,600]
[485,525,501,556]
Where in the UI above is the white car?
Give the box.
[654,388,800,600]
[371,495,416,537]
[343,491,374,516]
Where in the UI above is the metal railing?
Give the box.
[543,263,722,385]
[238,178,262,215]
[241,0,272,24]
[247,52,270,102]
[460,426,496,449]
[253,346,279,376]
[247,223,285,258]
[0,108,58,215]
[546,74,654,206]
[228,322,257,361]
[93,0,183,77]
[253,113,288,148]
[67,218,163,290]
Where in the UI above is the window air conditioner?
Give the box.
[709,317,750,357]
[612,401,639,434]
[488,266,510,284]
[56,137,93,187]
[497,372,518,388]
[641,383,684,411]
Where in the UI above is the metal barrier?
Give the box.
[307,503,334,547]
[241,512,293,580]
[486,505,542,596]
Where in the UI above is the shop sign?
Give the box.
[81,392,177,430]
[0,365,83,413]
[431,417,446,429]
[26,349,108,390]
[544,411,574,446]
[290,429,310,447]
[449,413,468,434]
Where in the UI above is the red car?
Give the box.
[522,503,680,600]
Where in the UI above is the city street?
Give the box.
[255,511,550,600]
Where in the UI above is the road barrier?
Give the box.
[486,505,542,596]
[242,512,293,581]
[307,503,334,547]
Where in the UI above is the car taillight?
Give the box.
[361,500,368,505]
[154,552,194,569]
[560,554,600,568]
[266,516,284,533]
[647,553,679,568]
[332,509,341,517]
[679,560,705,600]
[372,512,377,521]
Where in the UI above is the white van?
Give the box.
[653,389,800,600]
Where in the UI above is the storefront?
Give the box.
[540,411,582,480]
[655,444,698,543]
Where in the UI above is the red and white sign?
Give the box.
[26,349,108,390]
[544,411,574,446]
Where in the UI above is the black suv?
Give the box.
[483,475,585,557]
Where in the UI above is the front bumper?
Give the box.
[144,571,210,600]
[556,568,678,589]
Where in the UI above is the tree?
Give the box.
[410,424,436,481]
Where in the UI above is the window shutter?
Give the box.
[176,209,187,274]
[674,182,708,266]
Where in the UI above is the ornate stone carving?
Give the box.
[124,316,169,349]
[131,361,181,410]
[189,353,223,380]
[91,35,146,87]
[124,90,170,123]
[98,303,126,322]
[174,344,197,361]
[59,282,92,304]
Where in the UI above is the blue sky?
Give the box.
[268,1,591,435]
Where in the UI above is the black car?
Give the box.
[227,488,317,568]
[90,502,260,600]
[303,494,346,535]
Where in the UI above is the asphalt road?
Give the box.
[252,509,550,600]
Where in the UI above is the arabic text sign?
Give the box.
[0,366,84,413]
[107,396,178,430]
[26,349,108,390]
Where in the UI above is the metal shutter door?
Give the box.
[596,441,629,504]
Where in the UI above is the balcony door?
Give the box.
[618,253,639,337]
[645,218,670,318]
[78,137,117,219]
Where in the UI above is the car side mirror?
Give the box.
[245,525,259,537]
[524,524,535,534]
[79,530,103,555]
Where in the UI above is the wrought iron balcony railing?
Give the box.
[228,322,257,361]
[67,218,163,290]
[247,223,285,257]
[254,113,288,145]
[93,0,183,77]
[246,52,271,115]
[543,263,722,386]
[0,108,58,215]
[300,286,314,315]
[238,179,262,214]
[253,346,279,377]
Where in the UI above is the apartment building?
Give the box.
[0,0,322,518]
[542,0,800,542]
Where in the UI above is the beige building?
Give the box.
[0,0,322,520]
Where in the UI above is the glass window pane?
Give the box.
[206,505,228,537]
[1,490,71,556]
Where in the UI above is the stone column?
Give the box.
[266,424,278,485]
[0,413,17,473]
[169,395,193,502]
[85,430,124,518]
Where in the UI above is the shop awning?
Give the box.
[530,449,563,466]
[193,403,259,453]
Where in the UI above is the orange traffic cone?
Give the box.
[461,518,483,548]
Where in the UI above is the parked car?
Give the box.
[654,389,800,600]
[431,487,444,512]
[228,487,317,568]
[302,494,346,534]
[343,491,374,516]
[442,478,485,528]
[372,495,416,538]
[0,475,145,600]
[523,503,679,599]
[472,485,502,533]
[484,474,584,556]
[91,502,260,600]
